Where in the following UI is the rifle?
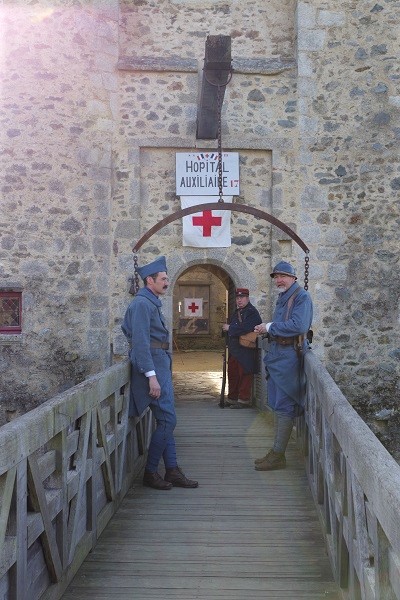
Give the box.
[219,331,229,408]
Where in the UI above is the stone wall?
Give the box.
[296,0,400,408]
[0,0,399,425]
[0,1,120,420]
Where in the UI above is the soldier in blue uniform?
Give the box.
[222,288,262,409]
[254,261,313,470]
[121,256,198,490]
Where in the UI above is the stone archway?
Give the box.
[166,253,263,345]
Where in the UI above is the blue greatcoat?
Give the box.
[227,302,262,374]
[264,282,313,416]
[121,287,173,417]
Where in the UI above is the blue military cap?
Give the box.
[270,261,297,279]
[136,255,167,280]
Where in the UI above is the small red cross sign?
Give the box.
[187,302,199,313]
[192,210,222,237]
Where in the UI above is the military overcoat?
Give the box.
[263,281,313,409]
[121,287,173,417]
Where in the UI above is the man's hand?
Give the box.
[148,375,161,399]
[222,324,229,332]
[254,323,272,334]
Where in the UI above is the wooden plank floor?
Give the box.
[62,388,342,599]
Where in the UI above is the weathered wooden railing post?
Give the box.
[0,361,152,600]
[299,351,400,600]
[254,343,400,600]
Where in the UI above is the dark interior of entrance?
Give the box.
[173,264,235,351]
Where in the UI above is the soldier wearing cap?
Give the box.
[222,288,262,409]
[122,256,198,491]
[254,261,313,470]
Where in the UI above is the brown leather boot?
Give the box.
[143,471,173,490]
[254,450,286,471]
[164,466,199,488]
[254,449,273,465]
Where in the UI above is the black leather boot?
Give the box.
[164,466,199,488]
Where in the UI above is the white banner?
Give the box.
[184,298,203,317]
[176,152,239,196]
[181,196,232,247]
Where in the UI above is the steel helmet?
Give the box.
[270,261,297,279]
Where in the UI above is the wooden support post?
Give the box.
[197,35,232,140]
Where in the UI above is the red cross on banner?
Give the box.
[181,196,232,247]
[192,210,222,236]
[184,298,203,317]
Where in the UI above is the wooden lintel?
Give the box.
[196,35,232,140]
[117,56,198,73]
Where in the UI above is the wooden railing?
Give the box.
[0,360,152,600]
[297,351,400,600]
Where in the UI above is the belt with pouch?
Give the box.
[150,341,169,350]
[268,335,296,346]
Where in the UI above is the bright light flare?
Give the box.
[30,8,55,24]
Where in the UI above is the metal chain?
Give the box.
[304,252,310,291]
[129,253,140,295]
[217,85,224,203]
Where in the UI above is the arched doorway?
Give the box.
[171,263,236,402]
[173,264,234,352]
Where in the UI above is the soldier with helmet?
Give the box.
[254,261,313,470]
